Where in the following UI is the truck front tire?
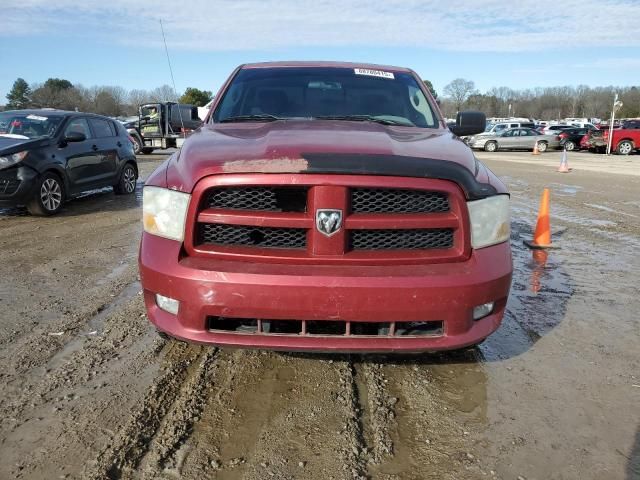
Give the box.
[616,140,633,155]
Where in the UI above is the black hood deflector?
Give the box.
[301,153,497,200]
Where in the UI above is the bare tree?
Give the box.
[127,89,151,109]
[443,78,477,112]
[149,85,178,103]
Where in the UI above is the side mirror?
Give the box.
[450,111,486,137]
[64,131,86,143]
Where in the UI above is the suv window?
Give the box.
[90,118,115,138]
[64,117,92,139]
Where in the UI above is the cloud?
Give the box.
[2,0,640,53]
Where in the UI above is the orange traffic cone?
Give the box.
[532,141,540,155]
[557,149,570,173]
[524,188,557,249]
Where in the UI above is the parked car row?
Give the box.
[466,119,639,155]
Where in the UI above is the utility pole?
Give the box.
[606,94,623,155]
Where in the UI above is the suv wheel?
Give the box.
[616,140,633,155]
[564,141,575,151]
[27,172,65,216]
[114,164,137,195]
[484,141,497,152]
[537,141,548,153]
[141,147,154,155]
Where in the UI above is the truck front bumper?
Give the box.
[139,234,512,353]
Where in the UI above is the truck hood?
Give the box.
[165,120,497,198]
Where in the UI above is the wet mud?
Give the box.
[0,153,638,479]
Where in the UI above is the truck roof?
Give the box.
[241,61,413,73]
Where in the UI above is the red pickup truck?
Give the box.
[603,119,640,155]
[139,62,512,353]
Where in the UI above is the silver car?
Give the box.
[469,128,561,152]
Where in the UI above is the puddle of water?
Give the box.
[584,203,639,219]
[500,176,530,189]
[502,226,574,354]
[550,183,583,197]
[0,206,28,219]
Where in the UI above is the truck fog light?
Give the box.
[473,302,494,320]
[156,294,180,315]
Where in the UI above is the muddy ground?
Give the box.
[0,151,638,480]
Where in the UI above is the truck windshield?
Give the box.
[212,67,439,128]
[0,112,64,139]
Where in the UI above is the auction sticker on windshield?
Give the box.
[354,68,394,79]
[26,115,48,121]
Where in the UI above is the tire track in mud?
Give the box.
[344,360,371,479]
[353,361,396,466]
[138,346,220,478]
[0,276,144,428]
[1,263,140,377]
[1,291,165,479]
[167,352,369,480]
[86,342,219,479]
[367,352,490,480]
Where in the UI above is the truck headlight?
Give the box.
[467,195,510,249]
[0,151,28,170]
[142,186,191,241]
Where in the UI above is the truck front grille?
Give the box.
[199,224,306,249]
[188,175,468,265]
[206,187,307,212]
[351,188,449,213]
[351,229,453,250]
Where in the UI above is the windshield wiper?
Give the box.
[220,114,282,123]
[314,115,414,126]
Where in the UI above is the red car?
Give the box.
[139,62,512,353]
[602,120,640,155]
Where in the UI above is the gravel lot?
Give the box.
[0,151,638,480]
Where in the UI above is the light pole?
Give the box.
[606,94,623,155]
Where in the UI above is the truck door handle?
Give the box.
[92,145,98,151]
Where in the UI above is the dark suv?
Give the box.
[0,109,138,215]
[558,127,590,151]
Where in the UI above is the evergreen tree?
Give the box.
[6,78,32,109]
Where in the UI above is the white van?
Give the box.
[566,121,597,129]
[477,120,536,137]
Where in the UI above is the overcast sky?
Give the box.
[2,0,639,100]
